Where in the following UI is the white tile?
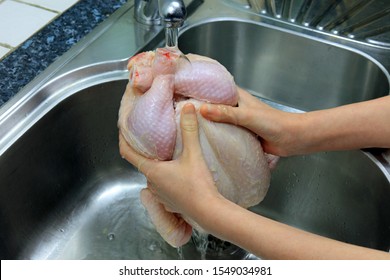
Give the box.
[0,45,12,60]
[19,0,80,12]
[0,0,57,47]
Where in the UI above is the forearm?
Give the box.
[294,96,390,155]
[195,196,390,260]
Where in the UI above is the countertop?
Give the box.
[0,0,127,108]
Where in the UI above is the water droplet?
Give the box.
[147,240,163,253]
[148,243,157,251]
[107,233,115,241]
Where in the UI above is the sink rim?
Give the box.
[0,59,128,157]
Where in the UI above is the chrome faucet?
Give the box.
[134,0,187,28]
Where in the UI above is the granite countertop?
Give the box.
[0,0,127,108]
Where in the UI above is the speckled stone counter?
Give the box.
[0,0,127,107]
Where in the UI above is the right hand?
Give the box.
[200,88,303,156]
[119,103,222,219]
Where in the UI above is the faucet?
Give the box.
[134,0,187,28]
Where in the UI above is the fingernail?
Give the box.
[183,103,195,114]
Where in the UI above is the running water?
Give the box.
[192,230,210,260]
[176,246,184,260]
[165,27,179,48]
[176,232,209,260]
[191,229,250,259]
[164,26,192,75]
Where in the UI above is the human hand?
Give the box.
[119,103,222,247]
[200,88,303,156]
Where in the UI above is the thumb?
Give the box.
[200,103,239,126]
[180,103,201,158]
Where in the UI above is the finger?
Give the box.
[146,181,157,194]
[146,182,176,212]
[200,103,239,125]
[237,87,274,110]
[164,204,176,213]
[180,103,202,157]
[119,132,154,175]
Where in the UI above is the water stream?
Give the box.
[165,27,179,48]
[192,230,210,260]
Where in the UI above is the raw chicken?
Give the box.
[118,47,272,247]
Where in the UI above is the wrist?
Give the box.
[190,193,249,242]
[189,193,229,231]
[271,111,307,156]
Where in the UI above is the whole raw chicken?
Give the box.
[118,47,272,248]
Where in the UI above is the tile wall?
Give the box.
[0,0,80,60]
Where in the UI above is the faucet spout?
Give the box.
[158,0,187,28]
[134,0,186,28]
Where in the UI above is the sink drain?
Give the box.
[191,231,249,260]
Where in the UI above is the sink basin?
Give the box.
[252,151,390,251]
[0,3,389,259]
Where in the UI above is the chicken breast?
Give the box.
[118,47,271,247]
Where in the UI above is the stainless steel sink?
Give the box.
[178,20,389,111]
[0,0,389,259]
[178,17,390,252]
